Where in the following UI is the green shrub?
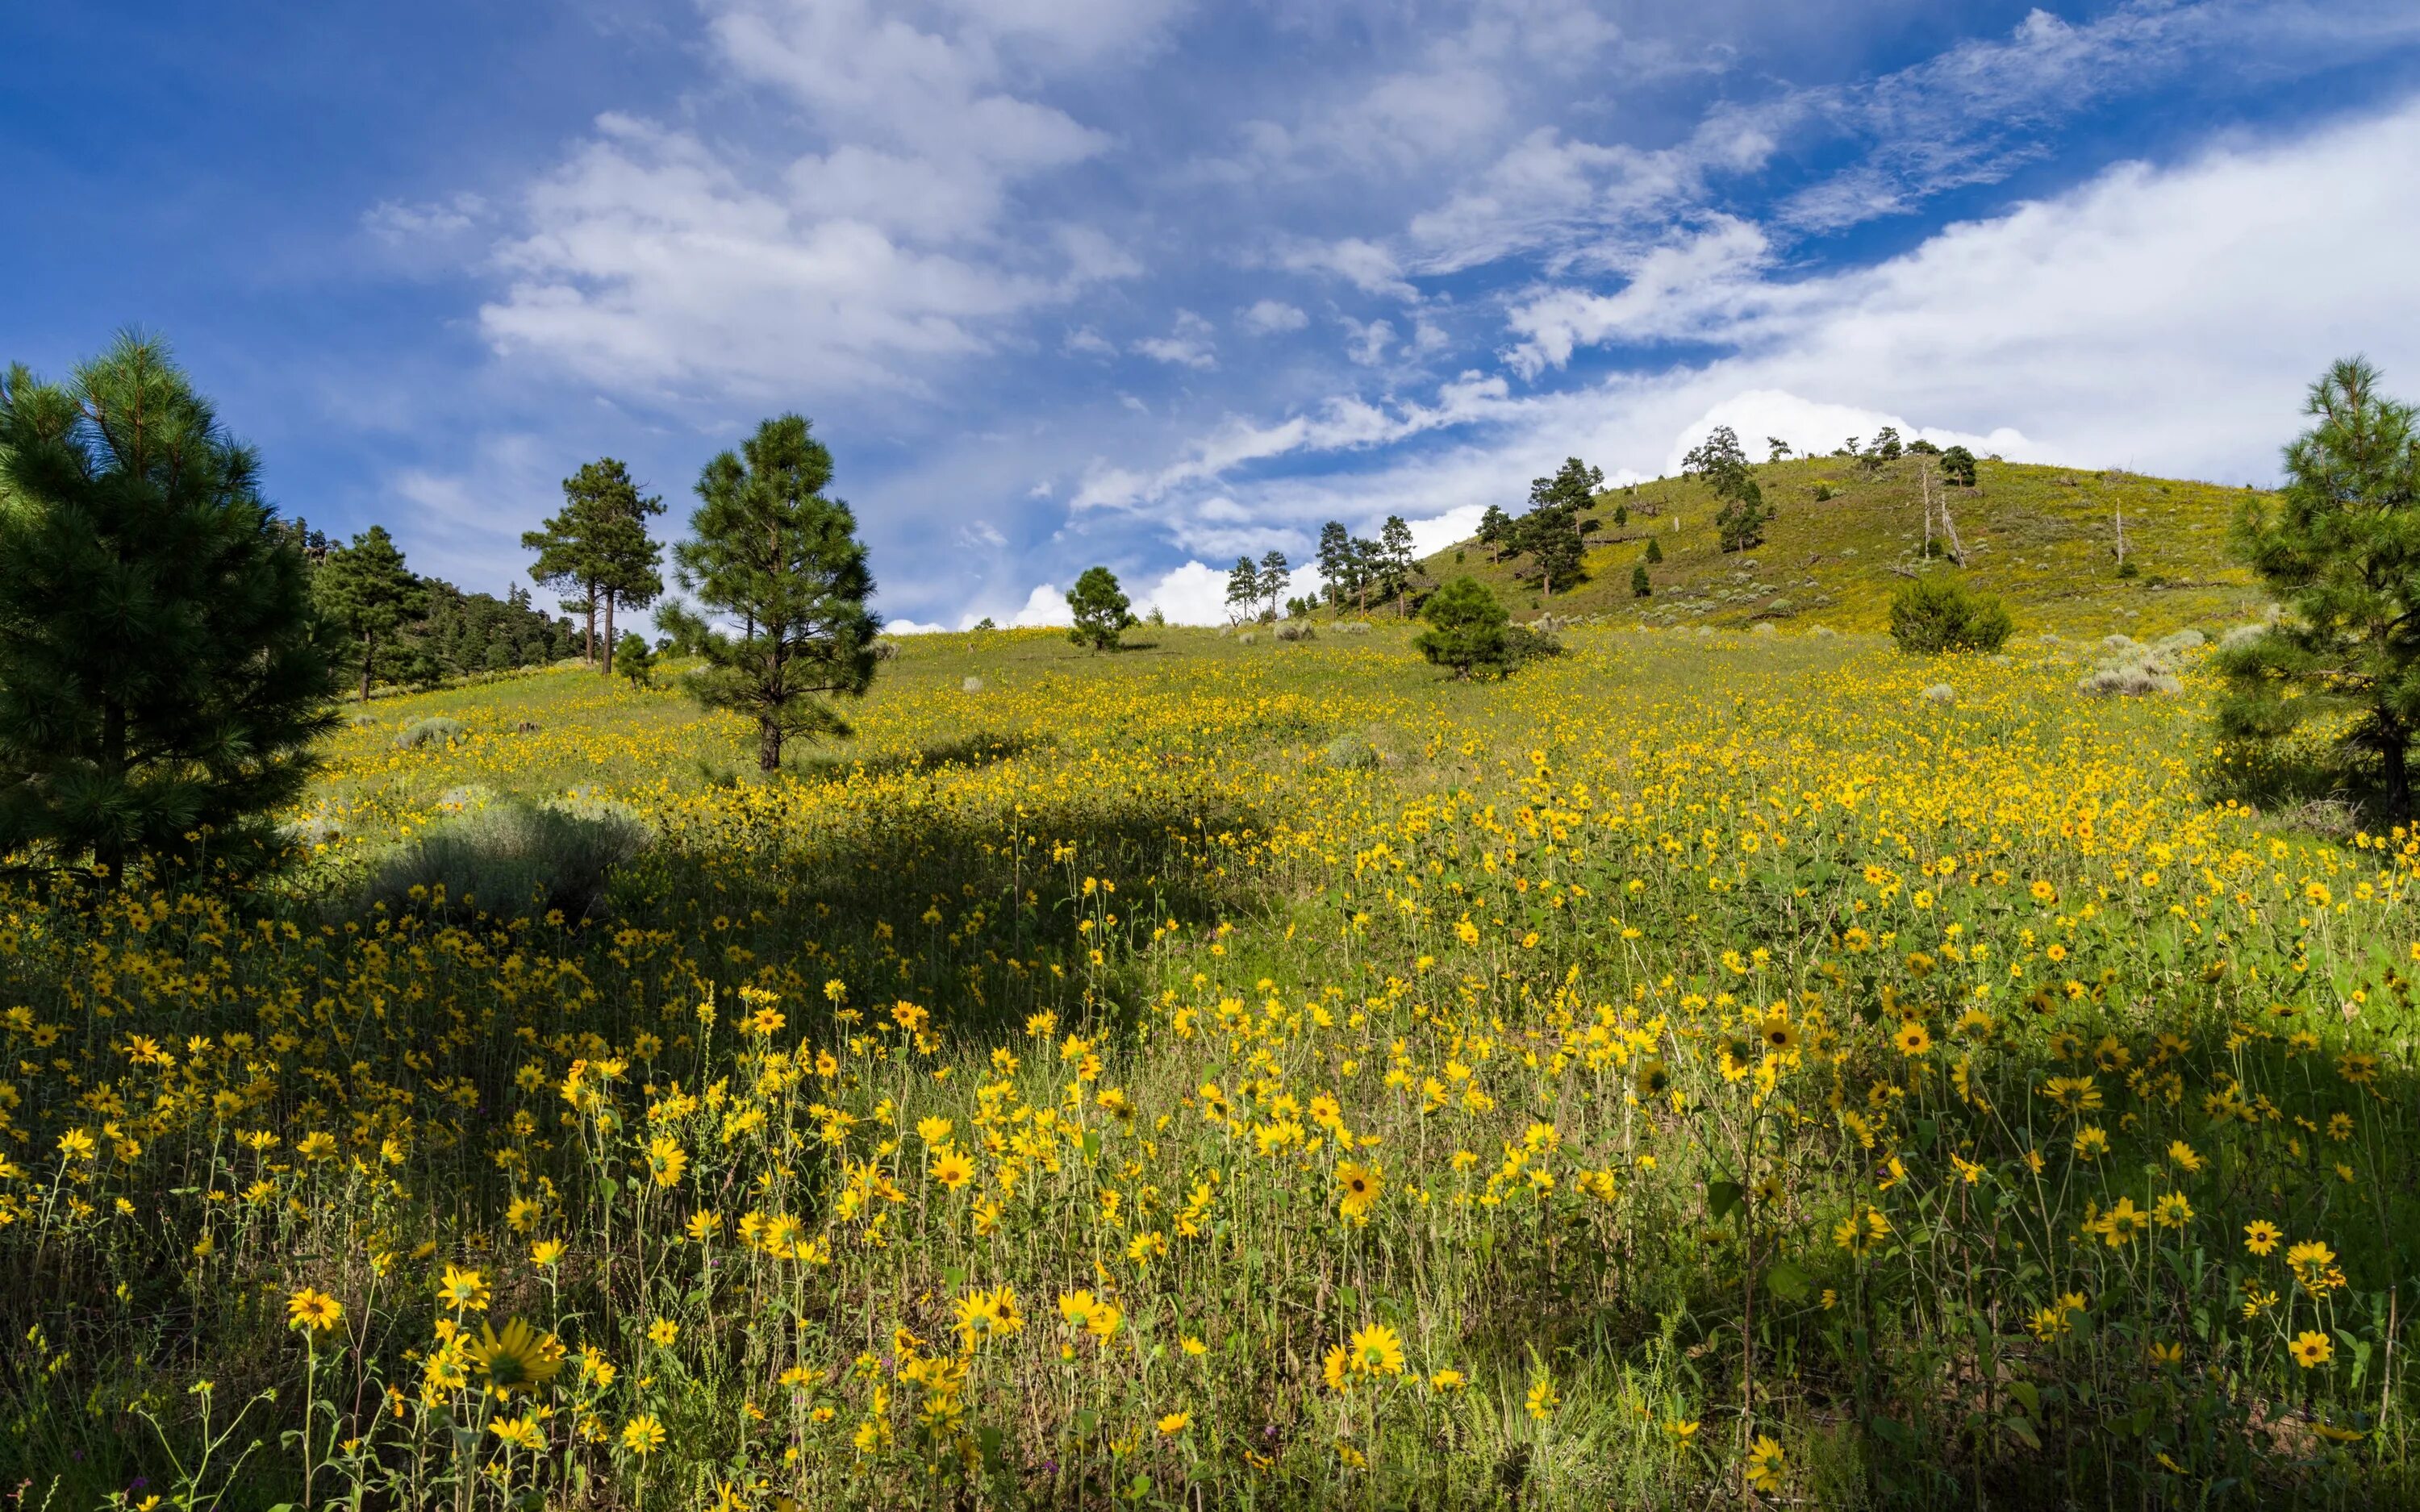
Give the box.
[1502,623,1564,667]
[1323,733,1380,770]
[359,798,649,923]
[1412,577,1508,679]
[1888,577,2013,655]
[393,716,466,749]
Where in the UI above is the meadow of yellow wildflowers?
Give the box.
[5,622,2416,1509]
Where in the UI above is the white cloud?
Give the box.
[481,116,1058,396]
[1662,392,2030,477]
[385,433,566,592]
[957,519,1008,549]
[1239,298,1309,335]
[1275,237,1418,300]
[1062,325,1116,357]
[363,193,489,243]
[885,618,949,635]
[1376,1,2420,285]
[1342,316,1395,366]
[1010,581,1072,627]
[1134,560,1232,625]
[1135,310,1218,369]
[1584,98,2420,484]
[473,0,1172,401]
[1070,371,1518,514]
[1503,215,1775,376]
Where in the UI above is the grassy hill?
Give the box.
[1413,455,2270,638]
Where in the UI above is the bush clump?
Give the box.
[1324,732,1381,770]
[1888,577,2013,655]
[2078,630,2200,698]
[359,798,649,923]
[393,716,467,750]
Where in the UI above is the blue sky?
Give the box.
[8,2,2419,628]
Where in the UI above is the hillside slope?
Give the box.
[1417,455,2270,637]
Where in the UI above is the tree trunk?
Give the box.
[361,632,374,702]
[601,593,615,677]
[98,697,127,885]
[757,715,782,773]
[582,585,599,668]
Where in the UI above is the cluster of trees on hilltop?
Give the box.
[1221,515,1422,623]
[1477,457,1608,595]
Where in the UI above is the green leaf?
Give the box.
[1763,1261,1813,1302]
[2005,1380,2040,1417]
[2002,1415,2041,1450]
[1707,1181,1745,1222]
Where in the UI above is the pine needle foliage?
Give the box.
[657,414,878,772]
[0,333,338,881]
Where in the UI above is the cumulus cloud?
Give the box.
[1010,582,1072,627]
[1133,560,1233,625]
[1239,299,1309,335]
[474,0,1172,401]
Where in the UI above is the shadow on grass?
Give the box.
[779,728,1041,785]
[0,777,1276,1506]
[2199,742,2395,842]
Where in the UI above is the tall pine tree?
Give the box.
[658,415,878,771]
[315,524,424,701]
[2218,358,2420,815]
[523,458,663,673]
[0,334,338,881]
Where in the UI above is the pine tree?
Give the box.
[523,458,664,673]
[1686,425,1771,552]
[1256,549,1289,619]
[613,630,655,688]
[1645,535,1663,564]
[1224,555,1259,623]
[1476,503,1512,562]
[1510,457,1605,597]
[657,414,878,772]
[1316,521,1353,610]
[1350,535,1381,614]
[1066,566,1137,652]
[316,524,424,701]
[1413,577,1510,680]
[1939,446,1979,488]
[1379,514,1417,616]
[0,333,339,881]
[2218,358,2420,815]
[1632,563,1651,597]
